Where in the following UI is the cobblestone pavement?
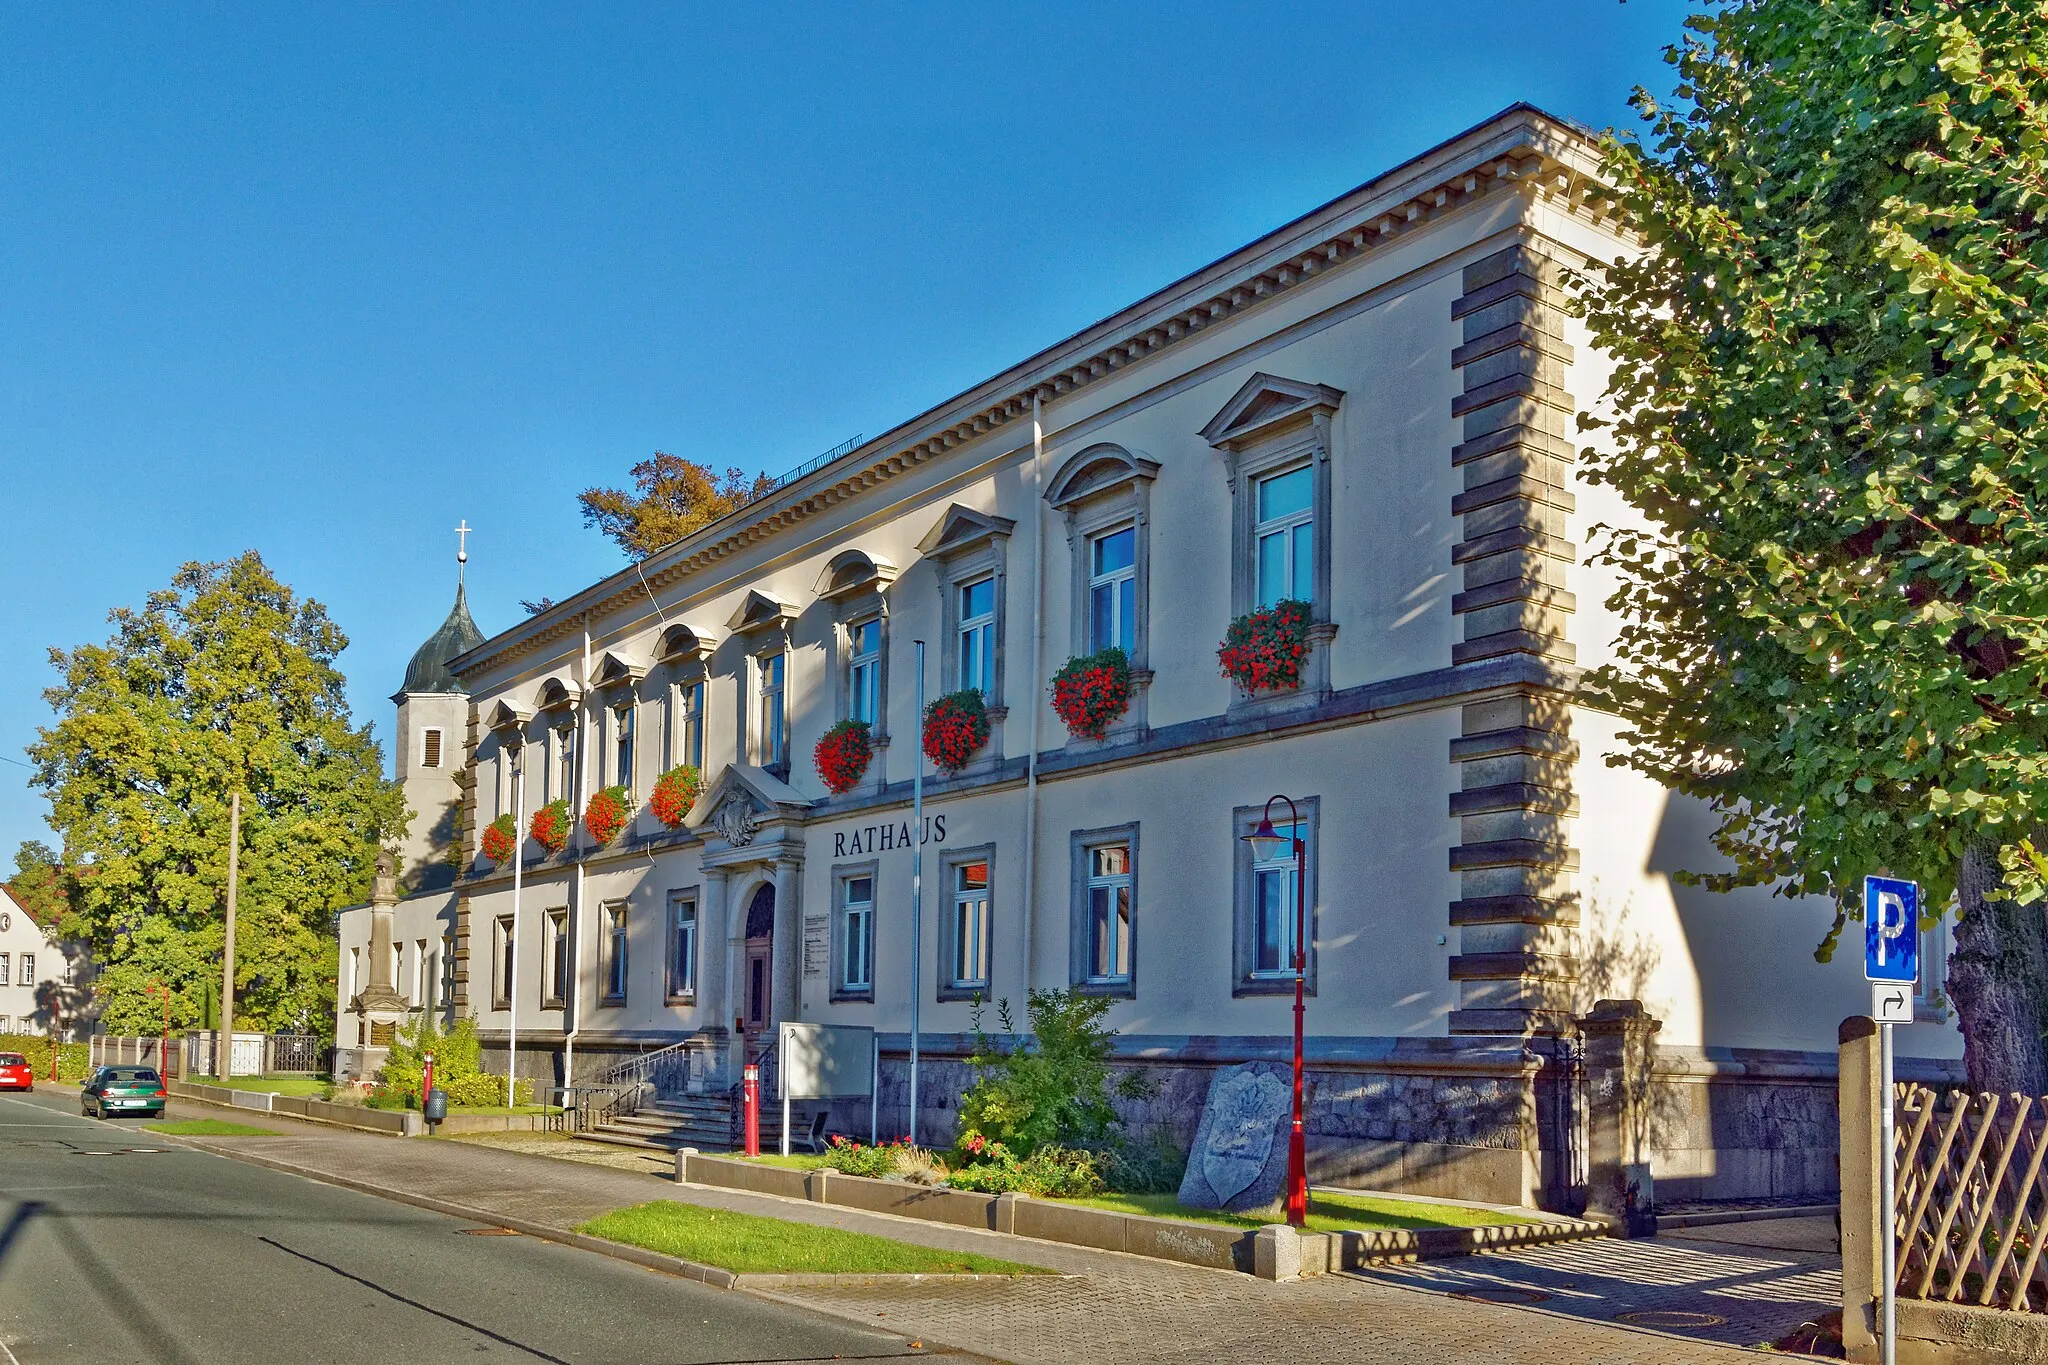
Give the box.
[1365,1218,1841,1350]
[155,1101,1824,1363]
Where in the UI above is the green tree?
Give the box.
[577,452,773,559]
[5,840,78,930]
[28,552,405,1036]
[1574,0,2048,1092]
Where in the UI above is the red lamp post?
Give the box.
[1244,796,1310,1228]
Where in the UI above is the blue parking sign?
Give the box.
[1865,876,1919,984]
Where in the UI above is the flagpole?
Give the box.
[909,640,925,1145]
[507,760,525,1103]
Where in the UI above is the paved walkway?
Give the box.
[143,1098,1833,1363]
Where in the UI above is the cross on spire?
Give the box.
[455,520,471,587]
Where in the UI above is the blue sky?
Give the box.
[0,2,1690,868]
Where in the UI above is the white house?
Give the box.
[0,885,90,1040]
[338,104,1963,1210]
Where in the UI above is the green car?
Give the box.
[81,1066,166,1120]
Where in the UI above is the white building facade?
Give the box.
[340,105,1964,1210]
[0,886,90,1040]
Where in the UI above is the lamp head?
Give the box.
[1242,814,1288,864]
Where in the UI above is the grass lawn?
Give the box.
[577,1200,1048,1275]
[146,1118,280,1137]
[1073,1190,1532,1234]
[732,1153,830,1170]
[189,1075,332,1098]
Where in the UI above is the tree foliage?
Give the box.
[577,452,773,559]
[28,552,404,1036]
[6,840,78,930]
[1574,0,2048,1089]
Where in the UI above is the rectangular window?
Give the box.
[553,724,576,807]
[758,651,787,768]
[603,903,629,1004]
[951,860,991,992]
[421,728,443,769]
[840,873,874,996]
[613,703,635,792]
[1251,823,1305,976]
[441,934,456,1000]
[0,953,10,986]
[494,917,515,1008]
[848,617,881,726]
[667,891,698,1000]
[348,947,359,1000]
[414,938,429,1005]
[24,953,36,985]
[1085,844,1132,986]
[1233,798,1319,995]
[1253,464,1314,608]
[957,576,995,695]
[666,680,705,771]
[1088,526,1136,654]
[544,910,569,1006]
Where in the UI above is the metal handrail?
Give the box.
[599,1038,697,1087]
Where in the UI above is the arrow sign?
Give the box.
[1865,876,1919,985]
[1873,980,1915,1025]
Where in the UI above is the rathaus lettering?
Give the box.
[833,815,946,859]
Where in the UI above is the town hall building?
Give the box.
[338,104,1964,1212]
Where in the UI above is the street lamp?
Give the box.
[1242,795,1309,1227]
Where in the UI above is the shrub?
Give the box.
[813,719,874,794]
[1217,598,1312,693]
[648,765,701,828]
[479,814,518,864]
[1050,647,1133,740]
[820,1134,908,1179]
[377,1015,532,1108]
[531,799,572,854]
[1093,1134,1188,1195]
[945,1139,1104,1198]
[583,785,633,845]
[921,689,990,773]
[954,989,1149,1159]
[0,1034,87,1082]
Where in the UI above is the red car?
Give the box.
[0,1052,32,1091]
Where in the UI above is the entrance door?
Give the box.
[742,883,775,1037]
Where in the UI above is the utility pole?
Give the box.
[217,792,240,1079]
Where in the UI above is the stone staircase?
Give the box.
[575,1093,789,1154]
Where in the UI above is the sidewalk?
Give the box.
[155,1101,1828,1364]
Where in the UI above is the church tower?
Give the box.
[391,528,485,891]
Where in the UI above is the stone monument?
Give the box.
[344,850,411,1077]
[1177,1061,1300,1213]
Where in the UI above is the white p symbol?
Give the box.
[1876,890,1908,966]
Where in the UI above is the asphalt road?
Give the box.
[0,1089,934,1365]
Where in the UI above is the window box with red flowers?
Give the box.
[922,689,990,774]
[480,814,519,865]
[648,764,701,830]
[1218,598,1314,694]
[1050,646,1133,741]
[584,785,633,846]
[814,719,874,794]
[530,799,573,856]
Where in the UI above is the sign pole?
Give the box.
[1863,873,1917,1365]
[780,1025,792,1158]
[909,640,925,1148]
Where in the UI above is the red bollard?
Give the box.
[742,1063,761,1157]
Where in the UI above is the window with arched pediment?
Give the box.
[1045,444,1159,737]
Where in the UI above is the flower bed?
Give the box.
[1218,598,1313,693]
[530,799,572,855]
[583,784,633,845]
[813,719,873,794]
[649,765,701,829]
[479,813,518,864]
[921,689,990,773]
[1050,646,1133,740]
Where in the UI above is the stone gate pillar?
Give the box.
[1580,998,1660,1236]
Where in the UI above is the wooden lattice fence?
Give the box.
[1895,1082,2048,1312]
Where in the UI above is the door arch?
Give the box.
[742,882,775,1036]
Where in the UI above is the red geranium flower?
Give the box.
[814,719,874,794]
[649,765,701,829]
[1218,599,1314,693]
[922,689,990,773]
[1050,646,1133,740]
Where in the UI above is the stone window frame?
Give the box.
[420,726,444,770]
[816,549,897,755]
[936,843,996,1001]
[666,886,700,1004]
[727,592,797,781]
[440,932,457,1002]
[1230,796,1321,998]
[1068,822,1139,999]
[831,860,880,1003]
[605,695,639,796]
[657,625,716,775]
[915,506,1016,721]
[1201,373,1345,709]
[542,908,569,1009]
[1046,444,1160,738]
[492,914,515,1010]
[599,899,630,1008]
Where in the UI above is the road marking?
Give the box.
[0,1332,20,1365]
